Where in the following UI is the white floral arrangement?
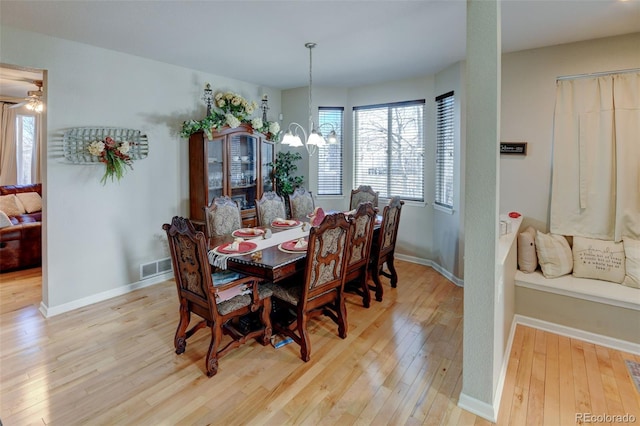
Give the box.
[180,87,281,141]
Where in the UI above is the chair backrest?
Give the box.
[347,202,377,271]
[203,196,242,237]
[163,216,219,320]
[373,196,404,260]
[350,185,379,210]
[289,187,315,220]
[255,191,286,226]
[300,213,352,306]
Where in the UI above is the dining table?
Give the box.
[208,219,311,283]
[207,213,383,284]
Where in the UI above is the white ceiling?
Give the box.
[1,0,639,98]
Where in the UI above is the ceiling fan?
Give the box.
[10,80,44,112]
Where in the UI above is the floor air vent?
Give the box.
[140,257,172,280]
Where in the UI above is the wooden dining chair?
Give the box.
[344,202,378,308]
[203,196,242,237]
[349,185,379,210]
[288,186,315,220]
[271,213,352,362]
[368,196,404,302]
[163,216,273,377]
[255,191,286,226]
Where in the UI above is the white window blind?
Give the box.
[353,100,424,201]
[435,91,454,209]
[318,107,343,196]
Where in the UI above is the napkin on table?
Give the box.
[229,237,243,251]
[310,207,325,227]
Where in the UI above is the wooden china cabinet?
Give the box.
[188,123,275,227]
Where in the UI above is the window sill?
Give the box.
[433,204,454,214]
[316,195,345,201]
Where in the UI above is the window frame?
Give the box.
[352,99,425,202]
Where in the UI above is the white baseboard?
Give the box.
[457,318,518,424]
[395,253,464,287]
[514,314,640,355]
[457,392,497,423]
[36,255,461,318]
[39,272,173,318]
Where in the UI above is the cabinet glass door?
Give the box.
[229,134,257,210]
[207,138,224,201]
[261,140,275,193]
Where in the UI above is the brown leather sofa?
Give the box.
[0,183,42,272]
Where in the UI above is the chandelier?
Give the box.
[281,42,337,156]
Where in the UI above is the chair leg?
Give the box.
[359,271,371,308]
[205,323,222,377]
[337,296,348,339]
[260,297,273,346]
[298,312,311,362]
[174,304,190,354]
[387,256,398,288]
[370,264,384,302]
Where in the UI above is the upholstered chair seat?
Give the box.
[163,216,273,377]
[271,213,352,362]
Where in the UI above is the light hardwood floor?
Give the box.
[1,263,638,425]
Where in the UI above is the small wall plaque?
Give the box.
[500,142,527,155]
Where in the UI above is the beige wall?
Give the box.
[500,33,640,232]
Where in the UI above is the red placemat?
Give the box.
[271,219,301,228]
[216,241,257,254]
[281,239,308,252]
[232,228,265,238]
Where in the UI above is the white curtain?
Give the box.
[550,72,640,241]
[0,102,18,185]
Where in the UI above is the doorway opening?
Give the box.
[0,63,46,313]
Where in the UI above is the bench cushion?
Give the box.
[515,270,640,311]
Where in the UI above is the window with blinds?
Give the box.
[353,100,424,201]
[317,107,344,196]
[435,91,454,209]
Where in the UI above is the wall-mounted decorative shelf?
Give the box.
[62,127,149,164]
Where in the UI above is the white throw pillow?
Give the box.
[572,236,625,283]
[517,226,538,273]
[0,194,25,217]
[0,211,13,228]
[16,191,42,213]
[622,237,640,289]
[535,232,573,278]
